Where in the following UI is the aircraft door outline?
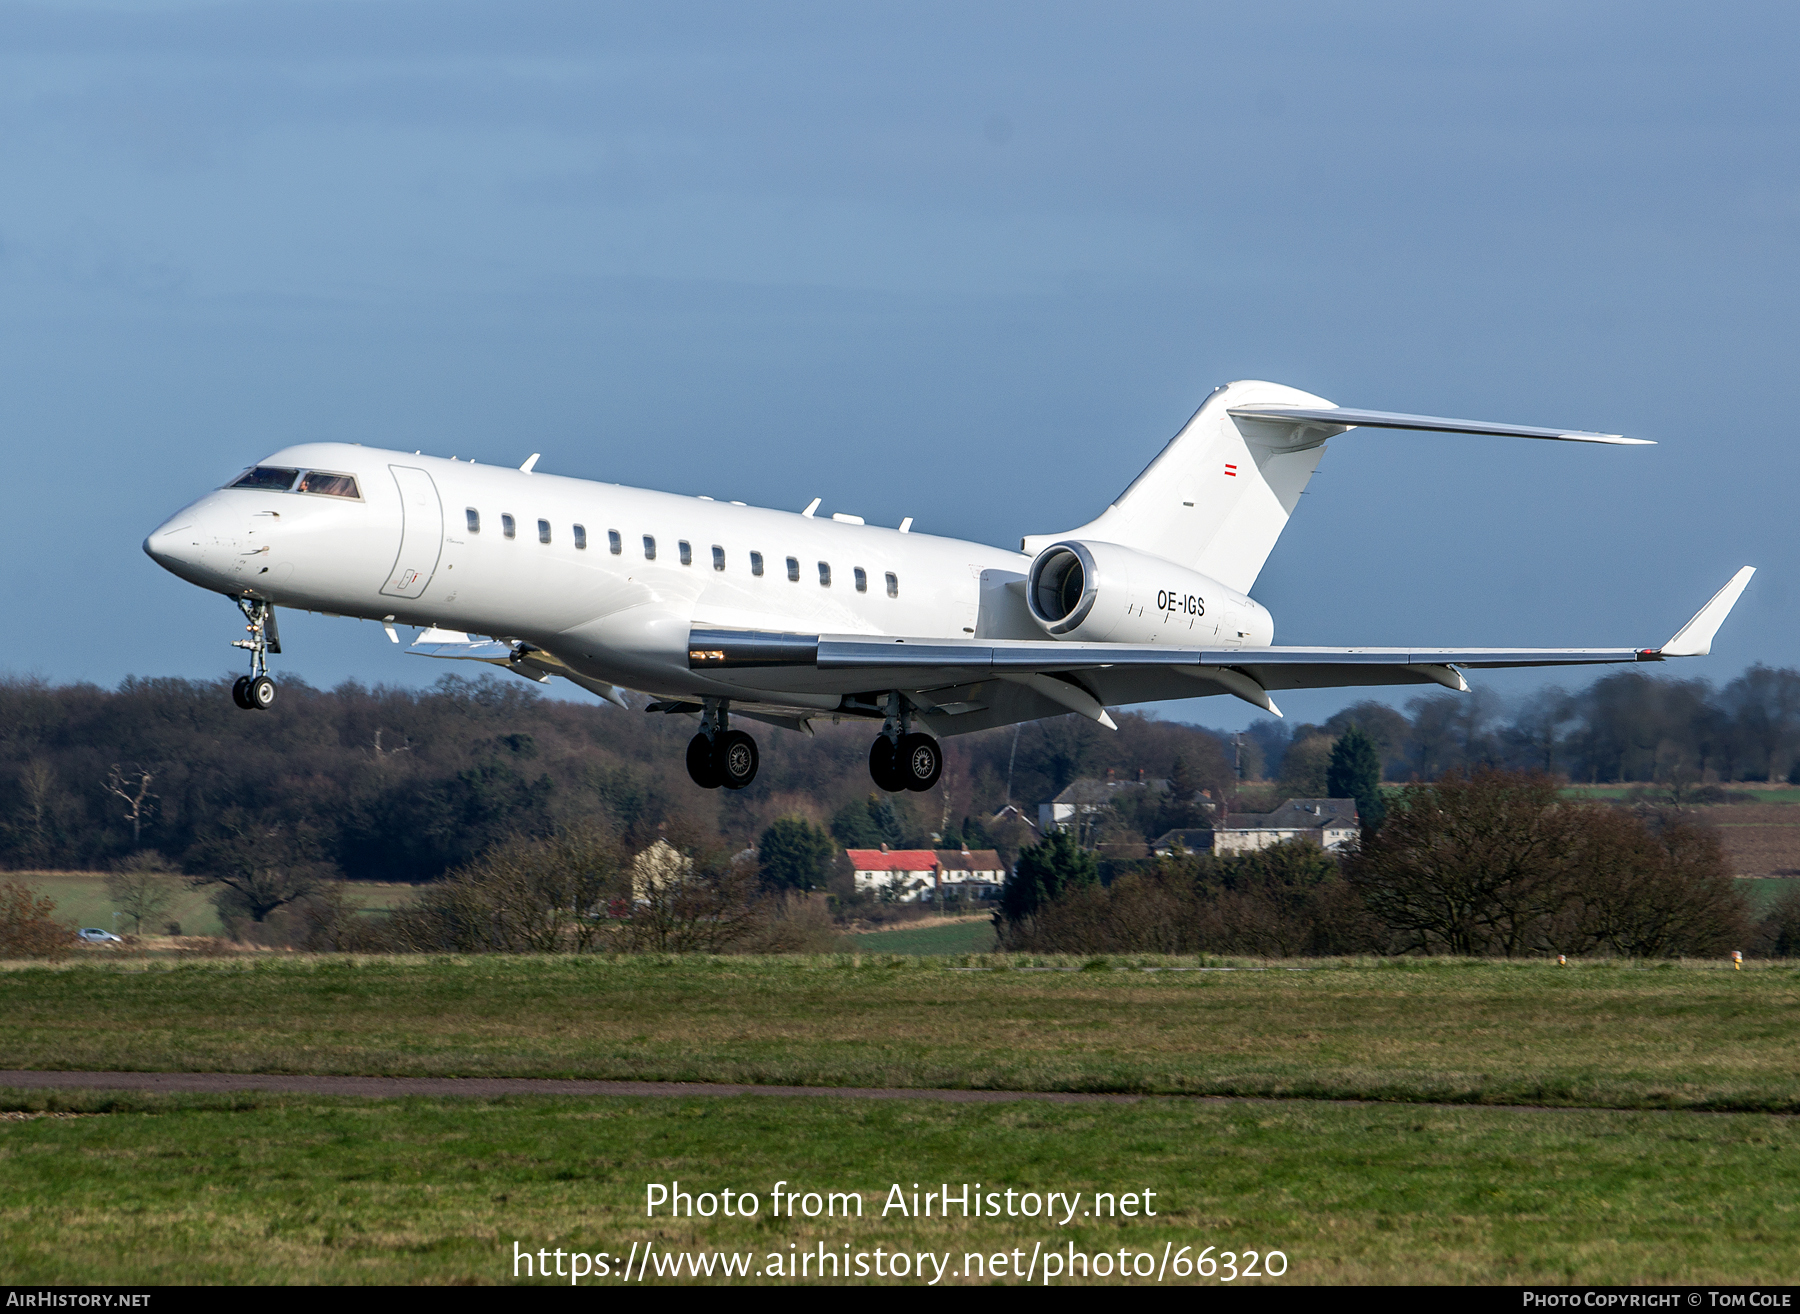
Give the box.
[380,465,444,600]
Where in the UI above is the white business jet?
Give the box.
[144,380,1754,793]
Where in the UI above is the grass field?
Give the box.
[1,1089,1793,1285]
[1742,877,1797,913]
[1,955,1795,1112]
[1559,785,1800,803]
[848,918,998,955]
[5,956,1799,1285]
[11,872,422,938]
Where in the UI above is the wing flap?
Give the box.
[811,637,1654,673]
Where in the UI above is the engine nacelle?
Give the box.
[1025,540,1275,646]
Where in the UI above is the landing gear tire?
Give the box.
[896,732,942,792]
[247,675,277,710]
[715,729,759,790]
[232,676,254,709]
[869,737,904,793]
[686,733,722,789]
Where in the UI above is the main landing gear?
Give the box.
[229,598,281,712]
[868,692,942,793]
[685,699,760,790]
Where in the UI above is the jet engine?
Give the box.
[1025,540,1274,646]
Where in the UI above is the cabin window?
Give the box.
[786,556,800,582]
[230,466,298,491]
[711,544,725,571]
[750,551,764,576]
[537,519,551,544]
[573,524,587,550]
[643,535,656,560]
[608,529,622,554]
[818,561,831,587]
[465,508,480,534]
[854,567,867,593]
[297,471,360,499]
[502,514,516,540]
[886,571,898,598]
[678,540,692,566]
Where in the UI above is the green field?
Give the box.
[5,956,1799,1285]
[1559,785,1800,803]
[1743,877,1796,913]
[2,955,1795,1112]
[1,1088,1793,1285]
[12,872,421,939]
[848,918,998,955]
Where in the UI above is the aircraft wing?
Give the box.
[686,567,1754,732]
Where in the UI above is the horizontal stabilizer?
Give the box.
[1658,567,1756,657]
[1227,404,1652,446]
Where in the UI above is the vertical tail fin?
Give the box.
[1024,380,1342,593]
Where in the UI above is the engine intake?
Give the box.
[1024,539,1273,646]
[1029,542,1098,635]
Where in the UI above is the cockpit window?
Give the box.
[230,467,299,491]
[296,471,360,499]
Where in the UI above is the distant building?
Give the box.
[631,838,693,901]
[1038,773,1172,835]
[1149,829,1213,856]
[933,848,1007,900]
[987,803,1038,833]
[845,847,1008,902]
[1152,798,1358,856]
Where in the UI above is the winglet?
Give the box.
[1659,566,1756,657]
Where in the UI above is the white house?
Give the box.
[1156,797,1359,855]
[846,847,1008,902]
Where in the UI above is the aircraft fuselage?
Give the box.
[144,442,1269,710]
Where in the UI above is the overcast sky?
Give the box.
[1,2,1793,732]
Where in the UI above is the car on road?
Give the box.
[76,928,123,944]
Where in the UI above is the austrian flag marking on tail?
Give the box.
[1223,463,1237,477]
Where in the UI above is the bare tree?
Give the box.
[103,764,157,848]
[0,878,71,959]
[1567,810,1748,958]
[382,824,623,953]
[15,762,59,865]
[186,813,333,925]
[1348,769,1581,956]
[105,852,179,935]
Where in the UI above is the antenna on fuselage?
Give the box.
[519,454,540,473]
[801,497,821,517]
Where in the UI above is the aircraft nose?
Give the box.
[143,518,199,572]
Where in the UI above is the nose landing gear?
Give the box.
[685,699,760,790]
[229,598,281,711]
[232,674,277,710]
[868,692,942,792]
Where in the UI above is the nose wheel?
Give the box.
[231,675,277,710]
[685,700,759,789]
[228,598,281,711]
